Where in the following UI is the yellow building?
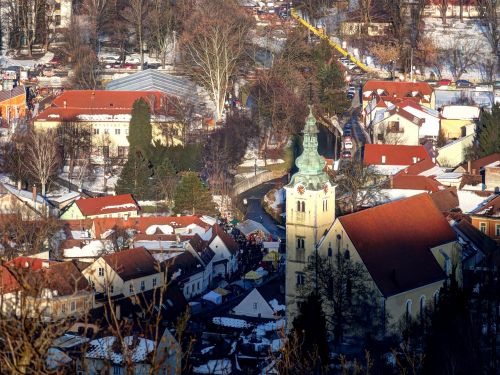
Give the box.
[372,106,423,145]
[33,90,183,164]
[317,193,457,328]
[285,106,336,324]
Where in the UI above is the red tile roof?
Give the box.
[364,144,431,166]
[0,265,20,294]
[470,195,500,217]
[339,193,455,296]
[391,175,443,192]
[396,158,437,176]
[430,187,460,212]
[385,106,424,126]
[363,81,433,104]
[102,247,159,281]
[75,194,140,217]
[34,90,175,122]
[458,153,500,175]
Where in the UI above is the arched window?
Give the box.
[328,247,333,257]
[405,299,412,320]
[297,201,301,211]
[433,290,439,306]
[301,201,305,212]
[420,295,426,316]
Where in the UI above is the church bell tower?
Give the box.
[285,105,336,324]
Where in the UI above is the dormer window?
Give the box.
[381,155,386,164]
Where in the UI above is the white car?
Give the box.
[125,57,141,64]
[344,140,353,149]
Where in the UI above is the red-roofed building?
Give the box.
[319,193,457,326]
[362,81,435,110]
[391,175,443,192]
[33,90,183,163]
[364,144,433,175]
[3,259,93,320]
[82,247,164,300]
[60,194,140,220]
[470,195,500,242]
[371,105,424,146]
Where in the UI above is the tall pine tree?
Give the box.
[115,153,153,200]
[153,157,178,203]
[478,104,500,157]
[128,98,152,158]
[173,172,216,215]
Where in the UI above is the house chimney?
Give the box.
[389,175,394,188]
[63,100,67,108]
[32,184,36,202]
[467,160,472,174]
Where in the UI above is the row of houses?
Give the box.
[361,80,484,168]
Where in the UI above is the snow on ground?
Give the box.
[212,317,251,329]
[235,169,268,181]
[240,158,285,167]
[0,51,54,68]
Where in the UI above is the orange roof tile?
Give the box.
[339,193,455,296]
[0,265,20,294]
[363,80,433,104]
[75,194,140,217]
[391,175,443,192]
[364,144,431,166]
[396,158,437,176]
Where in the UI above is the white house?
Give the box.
[206,224,239,279]
[232,288,279,320]
[83,247,163,302]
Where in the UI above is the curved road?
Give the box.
[237,176,287,241]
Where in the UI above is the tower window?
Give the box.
[296,237,305,249]
[323,199,328,212]
[296,272,305,286]
[297,201,305,212]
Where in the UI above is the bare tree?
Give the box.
[147,0,176,68]
[478,0,499,57]
[18,0,47,56]
[122,0,150,69]
[79,0,110,52]
[442,39,480,80]
[57,122,92,180]
[439,0,449,25]
[23,130,60,196]
[335,160,388,213]
[368,41,400,78]
[180,0,253,121]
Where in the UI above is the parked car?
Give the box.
[122,62,139,70]
[437,79,452,86]
[341,150,352,159]
[48,56,63,66]
[456,79,474,88]
[343,136,353,149]
[125,56,141,64]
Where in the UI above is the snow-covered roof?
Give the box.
[236,220,271,236]
[457,190,494,213]
[2,183,50,206]
[441,105,480,120]
[86,336,155,364]
[63,240,113,259]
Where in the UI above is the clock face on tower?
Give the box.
[297,185,305,195]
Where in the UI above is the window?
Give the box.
[496,224,500,236]
[55,15,61,26]
[125,128,129,136]
[61,303,66,314]
[115,128,121,135]
[419,296,426,316]
[296,200,305,212]
[117,146,128,158]
[93,128,99,135]
[323,199,328,212]
[377,133,384,141]
[71,301,76,312]
[104,128,109,134]
[112,365,122,375]
[296,237,305,249]
[140,280,145,291]
[152,278,157,288]
[296,272,305,286]
[129,284,134,293]
[98,267,104,277]
[109,285,114,294]
[480,222,487,233]
[405,300,412,320]
[381,155,386,164]
[197,281,200,290]
[191,284,195,293]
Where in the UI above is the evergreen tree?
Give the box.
[291,293,329,371]
[423,275,483,375]
[128,98,152,157]
[115,153,153,200]
[173,172,217,215]
[478,104,500,157]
